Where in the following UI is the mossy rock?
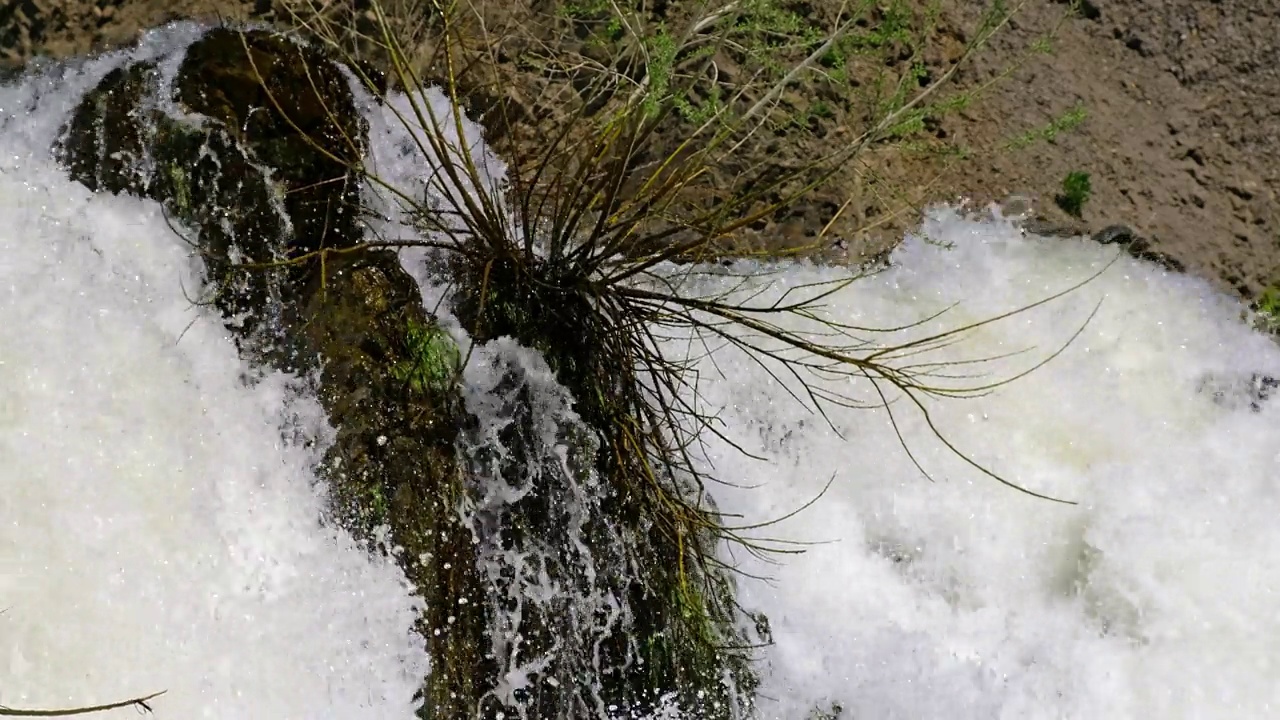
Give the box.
[53,23,759,718]
[449,256,760,717]
[295,252,490,718]
[53,26,490,717]
[54,27,366,353]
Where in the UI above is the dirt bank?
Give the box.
[3,0,1275,299]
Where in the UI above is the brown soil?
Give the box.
[923,0,1280,300]
[4,0,1277,300]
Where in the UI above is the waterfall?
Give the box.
[3,21,1279,718]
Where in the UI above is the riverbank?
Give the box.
[2,0,1276,297]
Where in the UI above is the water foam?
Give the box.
[0,30,428,718]
[679,210,1280,718]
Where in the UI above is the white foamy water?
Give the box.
[5,20,1279,719]
[368,73,1280,714]
[0,30,428,718]
[677,212,1280,719]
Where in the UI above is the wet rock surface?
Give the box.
[48,22,754,718]
[52,26,489,716]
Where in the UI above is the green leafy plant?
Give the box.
[1005,103,1087,151]
[1250,285,1280,335]
[1056,169,1092,217]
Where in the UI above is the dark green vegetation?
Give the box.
[1056,170,1092,217]
[1248,285,1280,337]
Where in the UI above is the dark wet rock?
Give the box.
[459,375,754,717]
[0,58,24,83]
[296,253,490,718]
[53,26,487,717]
[1091,224,1137,244]
[1090,223,1187,272]
[449,256,759,718]
[1019,218,1187,273]
[1198,372,1279,413]
[54,26,368,356]
[1126,244,1186,273]
[173,28,366,258]
[54,23,756,719]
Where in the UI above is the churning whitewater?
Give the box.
[680,216,1280,719]
[0,26,430,718]
[3,22,1279,719]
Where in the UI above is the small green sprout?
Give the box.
[1056,170,1092,217]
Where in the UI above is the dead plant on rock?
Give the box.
[240,0,1105,712]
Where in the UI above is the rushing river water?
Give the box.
[2,23,1278,719]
